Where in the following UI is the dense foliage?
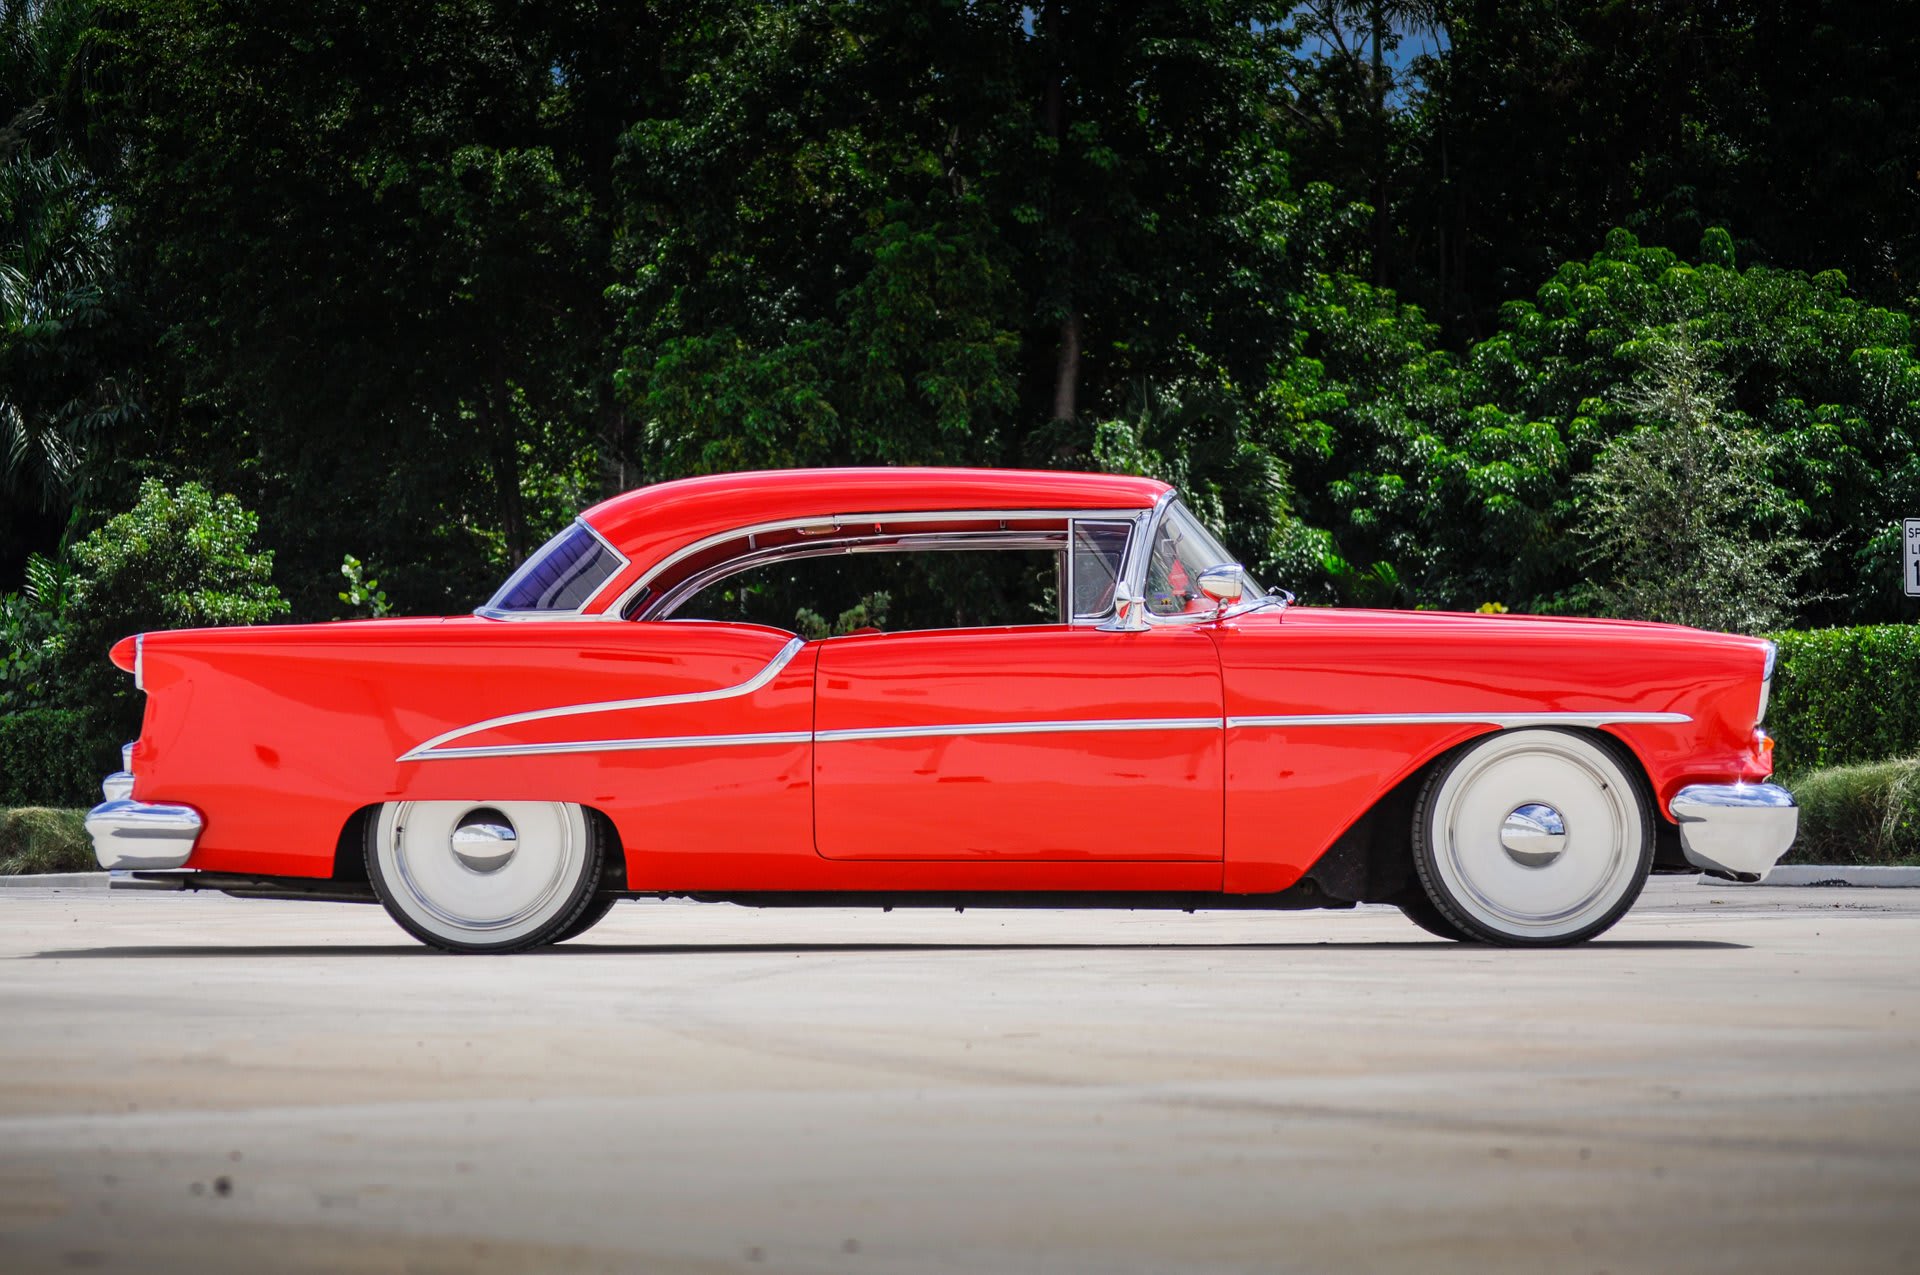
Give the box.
[4,1,1920,803]
[1767,626,1920,779]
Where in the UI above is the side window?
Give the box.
[485,523,623,614]
[1143,501,1264,617]
[1070,521,1132,619]
[670,547,1061,636]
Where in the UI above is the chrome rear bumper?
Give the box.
[85,748,203,870]
[1669,783,1798,880]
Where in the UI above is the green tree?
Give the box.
[88,0,660,614]
[54,479,287,727]
[1573,335,1814,632]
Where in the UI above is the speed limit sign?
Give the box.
[1907,519,1920,597]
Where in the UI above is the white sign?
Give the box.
[1907,519,1920,597]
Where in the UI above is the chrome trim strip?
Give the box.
[418,730,814,761]
[134,633,145,691]
[609,507,1151,620]
[406,704,1691,764]
[399,636,808,762]
[1227,711,1691,729]
[648,529,1073,621]
[817,717,1221,744]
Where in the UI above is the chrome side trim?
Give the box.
[1670,782,1798,878]
[399,636,807,762]
[418,730,814,761]
[1227,711,1691,729]
[817,717,1221,744]
[409,706,1695,762]
[134,633,145,691]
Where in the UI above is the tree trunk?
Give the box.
[1371,0,1389,286]
[1042,3,1078,422]
[486,376,527,563]
[1052,310,1081,422]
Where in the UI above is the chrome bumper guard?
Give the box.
[1669,783,1798,880]
[85,746,203,871]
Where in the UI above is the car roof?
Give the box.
[578,467,1171,612]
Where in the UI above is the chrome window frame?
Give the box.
[475,519,633,622]
[606,507,1153,627]
[647,529,1074,623]
[1066,517,1138,623]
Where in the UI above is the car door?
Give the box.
[812,625,1224,861]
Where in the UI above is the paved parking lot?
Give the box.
[1,878,1917,1274]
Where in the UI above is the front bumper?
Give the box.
[1669,783,1798,880]
[85,747,203,870]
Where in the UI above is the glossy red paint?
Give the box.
[813,626,1222,863]
[1207,608,1772,893]
[115,467,1777,901]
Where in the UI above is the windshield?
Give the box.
[1143,502,1267,617]
[484,523,623,614]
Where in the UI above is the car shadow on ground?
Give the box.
[23,938,1750,958]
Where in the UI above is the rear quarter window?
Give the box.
[486,524,623,613]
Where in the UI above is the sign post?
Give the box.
[1907,519,1920,598]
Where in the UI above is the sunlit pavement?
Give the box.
[1,878,1916,1274]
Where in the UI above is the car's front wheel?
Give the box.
[366,800,604,952]
[1410,729,1653,946]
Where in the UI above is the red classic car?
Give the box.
[86,467,1796,950]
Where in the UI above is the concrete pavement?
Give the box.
[1,879,1917,1273]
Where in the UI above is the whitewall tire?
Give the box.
[1411,729,1653,946]
[366,800,604,952]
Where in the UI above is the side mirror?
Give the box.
[1196,564,1245,607]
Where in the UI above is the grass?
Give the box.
[1784,757,1920,866]
[0,807,95,875]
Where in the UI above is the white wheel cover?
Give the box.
[375,801,588,946]
[1428,732,1644,940]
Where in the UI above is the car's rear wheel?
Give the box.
[1411,729,1653,946]
[366,800,604,952]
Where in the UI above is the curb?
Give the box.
[0,871,107,890]
[1714,865,1920,888]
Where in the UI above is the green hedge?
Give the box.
[1785,757,1920,866]
[0,807,94,874]
[1767,625,1920,779]
[0,708,115,808]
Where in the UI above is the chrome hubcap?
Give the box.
[450,809,517,873]
[1499,803,1567,868]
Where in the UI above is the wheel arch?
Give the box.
[1303,724,1668,906]
[329,800,630,890]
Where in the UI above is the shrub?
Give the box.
[1767,626,1920,778]
[0,807,93,874]
[53,479,289,735]
[0,706,113,807]
[1785,757,1920,866]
